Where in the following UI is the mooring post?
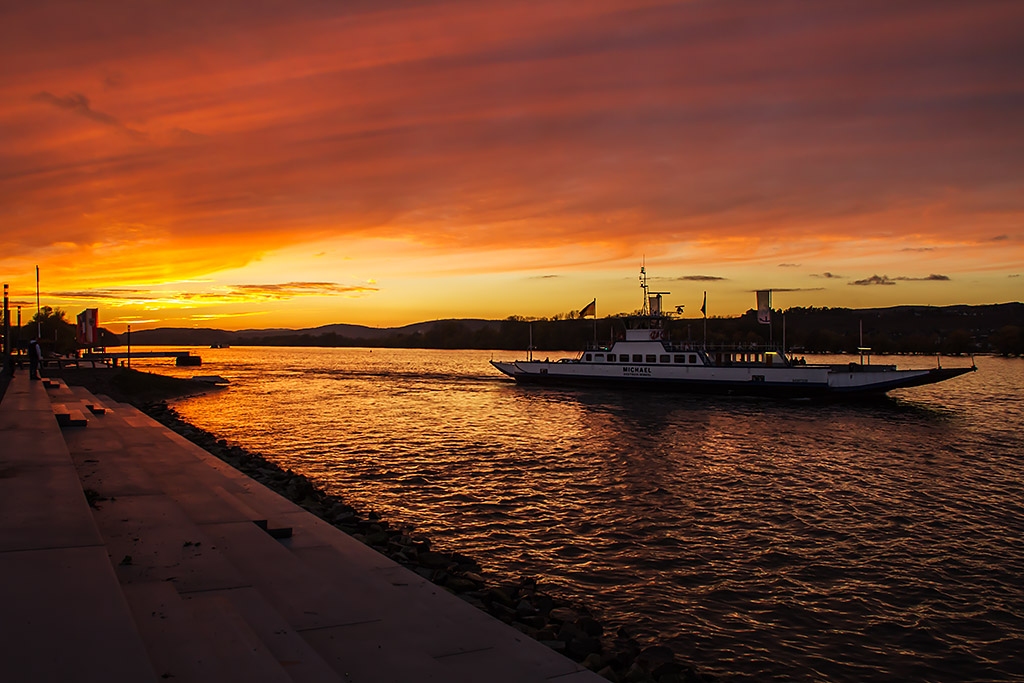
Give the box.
[3,284,10,375]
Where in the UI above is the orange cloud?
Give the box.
[1,0,1021,324]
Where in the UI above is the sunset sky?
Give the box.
[2,0,1022,331]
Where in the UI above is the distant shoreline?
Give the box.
[113,303,1024,356]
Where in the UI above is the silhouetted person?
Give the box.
[28,338,42,380]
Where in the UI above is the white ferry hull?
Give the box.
[490,360,974,397]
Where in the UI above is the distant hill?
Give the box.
[116,305,1024,355]
[122,319,501,346]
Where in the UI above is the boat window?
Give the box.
[632,354,643,363]
[620,354,630,362]
[659,355,670,363]
[690,354,698,364]
[585,354,592,361]
[674,355,685,363]
[752,375,765,382]
[595,354,604,360]
[646,354,656,363]
[607,355,617,363]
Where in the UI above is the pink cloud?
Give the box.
[0,0,1021,291]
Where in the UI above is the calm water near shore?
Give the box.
[126,347,1023,681]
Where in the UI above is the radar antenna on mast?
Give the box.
[639,265,670,318]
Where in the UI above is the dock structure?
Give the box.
[41,351,201,370]
[0,373,602,683]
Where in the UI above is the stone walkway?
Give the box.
[0,373,603,682]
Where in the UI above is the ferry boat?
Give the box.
[491,270,976,397]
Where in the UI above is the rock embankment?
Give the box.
[142,401,711,683]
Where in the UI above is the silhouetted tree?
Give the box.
[991,325,1023,356]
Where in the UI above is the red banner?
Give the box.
[77,308,99,346]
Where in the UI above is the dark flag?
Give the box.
[580,299,596,317]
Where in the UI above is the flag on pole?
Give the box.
[756,290,771,324]
[579,299,596,318]
[700,291,707,318]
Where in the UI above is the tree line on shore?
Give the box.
[237,308,1023,356]
[209,303,1024,356]
[6,303,1023,357]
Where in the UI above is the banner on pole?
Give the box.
[756,290,771,325]
[77,308,99,346]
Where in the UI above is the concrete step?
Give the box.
[199,520,380,632]
[87,491,251,594]
[0,546,159,683]
[288,541,592,683]
[182,593,303,683]
[68,386,110,414]
[52,403,89,427]
[123,580,335,683]
[0,377,103,554]
[1,374,159,682]
[184,587,344,683]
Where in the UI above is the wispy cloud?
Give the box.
[104,317,160,325]
[678,275,727,281]
[849,274,950,286]
[811,272,844,279]
[763,287,825,292]
[48,282,377,305]
[850,275,896,286]
[226,282,378,299]
[31,91,144,137]
[188,312,265,320]
[900,274,950,281]
[49,289,162,301]
[778,263,800,268]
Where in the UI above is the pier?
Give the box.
[0,373,601,682]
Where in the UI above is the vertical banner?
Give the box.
[649,294,662,316]
[756,290,772,325]
[77,308,99,346]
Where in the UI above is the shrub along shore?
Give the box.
[54,368,711,683]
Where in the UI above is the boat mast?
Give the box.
[639,265,649,316]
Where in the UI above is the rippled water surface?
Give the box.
[132,348,1024,681]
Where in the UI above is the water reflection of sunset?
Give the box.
[158,348,1024,680]
[3,2,1021,330]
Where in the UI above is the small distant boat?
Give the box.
[175,353,202,366]
[491,269,976,398]
[210,343,230,349]
[191,375,230,385]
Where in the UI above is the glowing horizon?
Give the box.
[2,1,1021,333]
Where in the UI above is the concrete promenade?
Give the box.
[0,373,603,682]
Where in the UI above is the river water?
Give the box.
[129,348,1023,681]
